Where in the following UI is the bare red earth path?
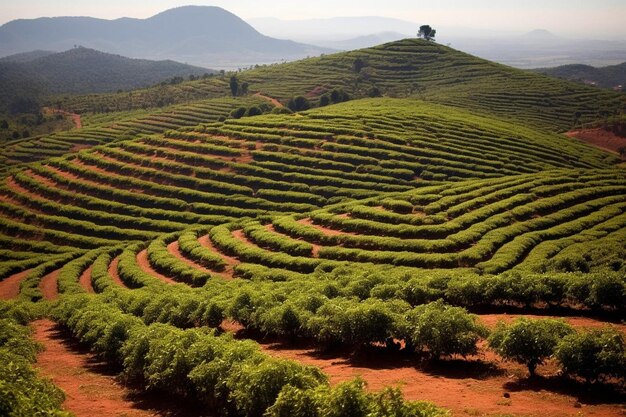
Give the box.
[297,217,356,236]
[0,269,32,300]
[39,269,60,301]
[32,320,204,417]
[197,234,238,279]
[166,241,215,275]
[107,256,128,288]
[253,92,284,108]
[135,249,177,285]
[44,107,82,129]
[78,266,95,294]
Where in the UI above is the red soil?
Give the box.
[0,269,32,300]
[32,319,200,417]
[197,234,238,279]
[39,269,60,301]
[297,217,356,236]
[253,92,284,108]
[78,266,95,294]
[25,169,59,188]
[135,249,177,285]
[44,108,82,129]
[166,241,215,275]
[107,256,127,288]
[479,313,626,333]
[566,129,626,158]
[260,339,624,417]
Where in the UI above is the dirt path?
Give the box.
[166,241,217,275]
[198,234,238,279]
[566,129,626,159]
[78,266,95,294]
[253,92,284,108]
[260,340,624,417]
[107,256,128,288]
[39,269,60,301]
[135,249,177,285]
[44,108,82,129]
[0,269,32,300]
[32,319,203,417]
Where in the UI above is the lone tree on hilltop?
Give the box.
[229,75,239,97]
[418,25,437,41]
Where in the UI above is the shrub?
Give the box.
[488,318,574,376]
[555,327,626,383]
[404,301,488,359]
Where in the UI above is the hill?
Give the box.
[535,62,626,90]
[55,39,626,133]
[6,47,211,96]
[0,6,331,69]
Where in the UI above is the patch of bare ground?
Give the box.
[566,129,626,159]
[0,269,32,300]
[32,319,209,417]
[135,249,177,285]
[197,234,238,280]
[78,265,95,294]
[44,108,82,129]
[256,338,625,417]
[39,269,60,301]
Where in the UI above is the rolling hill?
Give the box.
[0,6,331,69]
[535,61,626,90]
[1,34,625,417]
[0,46,212,116]
[53,39,626,133]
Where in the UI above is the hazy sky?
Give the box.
[2,0,625,38]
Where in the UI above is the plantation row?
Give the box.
[28,244,626,384]
[0,95,272,169]
[165,170,626,274]
[5,97,615,275]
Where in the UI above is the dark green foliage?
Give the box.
[230,75,239,97]
[555,328,626,383]
[288,96,311,112]
[417,25,436,41]
[488,318,574,376]
[403,301,488,359]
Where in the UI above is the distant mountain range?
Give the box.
[0,6,331,69]
[0,47,211,112]
[535,62,626,90]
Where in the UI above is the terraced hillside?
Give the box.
[56,39,626,132]
[1,98,622,280]
[0,95,271,171]
[1,39,626,417]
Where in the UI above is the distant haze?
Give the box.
[2,0,626,39]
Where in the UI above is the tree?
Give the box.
[241,82,249,95]
[230,75,239,97]
[352,57,366,73]
[287,96,311,112]
[418,25,437,41]
[488,318,574,377]
[0,120,8,129]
